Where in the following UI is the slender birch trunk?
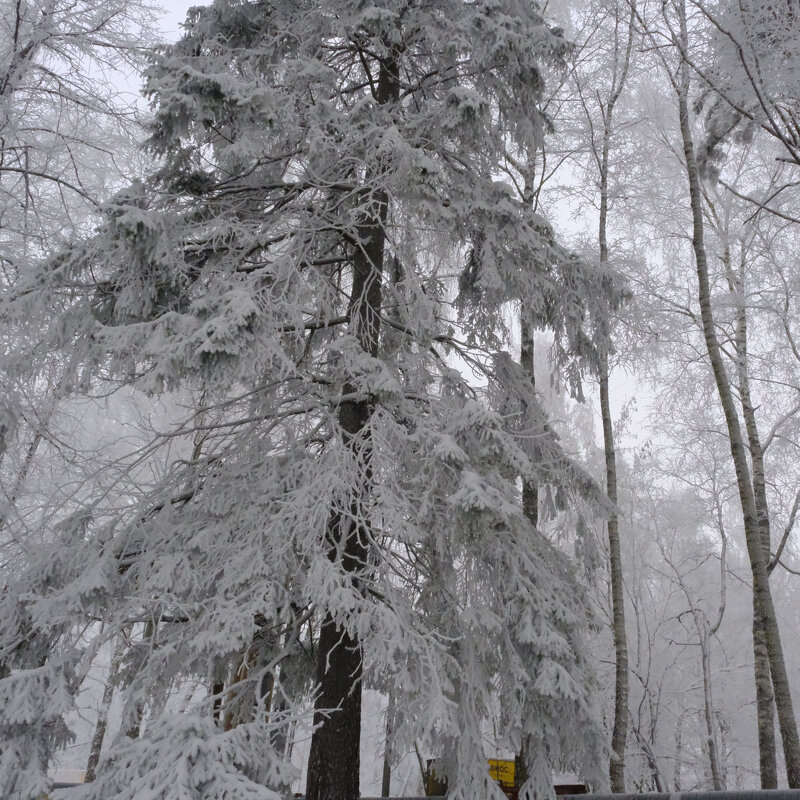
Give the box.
[674,5,800,785]
[601,351,628,793]
[665,515,728,788]
[85,636,126,782]
[674,711,685,791]
[600,184,627,790]
[731,249,778,787]
[124,620,155,740]
[699,625,723,789]
[631,720,666,791]
[0,360,75,532]
[595,13,634,782]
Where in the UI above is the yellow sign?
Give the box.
[488,758,515,788]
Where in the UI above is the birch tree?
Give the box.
[572,3,637,788]
[633,0,800,785]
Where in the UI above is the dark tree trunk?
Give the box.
[307,619,364,800]
[520,319,538,528]
[381,689,395,798]
[516,302,538,789]
[305,44,399,800]
[305,192,384,800]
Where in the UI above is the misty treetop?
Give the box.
[0,2,622,800]
[3,0,800,798]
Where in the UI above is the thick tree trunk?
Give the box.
[516,318,538,784]
[307,616,365,800]
[674,11,800,785]
[381,689,395,798]
[520,319,538,527]
[306,48,399,800]
[305,212,384,800]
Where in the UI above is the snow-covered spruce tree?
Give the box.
[2,1,620,798]
[0,3,157,796]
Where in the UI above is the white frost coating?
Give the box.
[55,714,296,800]
[0,0,621,797]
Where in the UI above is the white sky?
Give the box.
[158,0,194,39]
